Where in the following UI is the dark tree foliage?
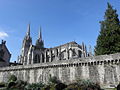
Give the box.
[95,3,120,55]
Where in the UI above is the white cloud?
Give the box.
[0,32,8,39]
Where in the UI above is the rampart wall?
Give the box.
[0,53,120,87]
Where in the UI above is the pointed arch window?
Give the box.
[78,50,82,58]
[72,49,76,57]
[41,54,44,63]
[34,54,40,63]
[56,49,59,56]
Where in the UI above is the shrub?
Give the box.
[48,76,61,84]
[65,79,102,90]
[41,85,50,90]
[8,75,17,82]
[0,82,6,88]
[55,83,67,90]
[15,80,27,89]
[64,83,80,90]
[7,81,16,89]
[6,75,27,90]
[25,82,45,90]
[47,75,67,90]
[117,83,120,90]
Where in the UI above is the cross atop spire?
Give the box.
[26,23,30,36]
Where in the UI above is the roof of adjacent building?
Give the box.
[0,41,11,56]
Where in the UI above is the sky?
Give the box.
[0,0,120,62]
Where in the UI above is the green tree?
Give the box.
[95,3,120,55]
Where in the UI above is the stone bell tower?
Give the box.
[19,24,32,65]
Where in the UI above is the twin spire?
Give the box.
[26,24,44,48]
[26,24,43,40]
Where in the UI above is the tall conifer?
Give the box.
[95,3,120,55]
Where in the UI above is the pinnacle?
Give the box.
[27,23,30,36]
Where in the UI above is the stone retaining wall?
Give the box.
[0,53,120,87]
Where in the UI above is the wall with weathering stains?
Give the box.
[0,53,120,87]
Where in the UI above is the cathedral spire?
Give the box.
[38,26,42,41]
[35,26,44,48]
[26,24,30,36]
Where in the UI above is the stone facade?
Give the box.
[0,53,120,88]
[18,24,88,65]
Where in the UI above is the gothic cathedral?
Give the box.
[18,24,88,65]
